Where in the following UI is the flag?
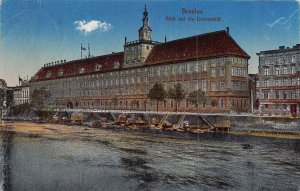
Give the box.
[19,76,22,82]
[81,46,86,51]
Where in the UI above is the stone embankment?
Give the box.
[2,110,300,138]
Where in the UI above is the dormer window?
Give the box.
[58,69,64,76]
[46,71,52,78]
[79,67,85,74]
[114,61,120,69]
[95,64,102,71]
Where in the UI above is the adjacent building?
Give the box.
[257,45,300,116]
[11,80,30,106]
[30,7,250,113]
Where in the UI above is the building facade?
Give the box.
[30,7,250,113]
[257,45,300,116]
[12,80,30,106]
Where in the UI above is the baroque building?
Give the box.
[30,7,250,113]
[257,45,300,116]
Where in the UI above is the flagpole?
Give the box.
[88,43,91,58]
[81,43,82,59]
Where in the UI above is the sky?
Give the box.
[0,0,299,86]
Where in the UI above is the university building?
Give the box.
[30,7,250,113]
[257,45,300,116]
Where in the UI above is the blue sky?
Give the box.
[0,0,299,86]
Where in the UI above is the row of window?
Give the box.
[261,55,297,65]
[262,89,300,99]
[263,65,297,76]
[261,77,300,87]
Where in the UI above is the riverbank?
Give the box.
[1,119,300,140]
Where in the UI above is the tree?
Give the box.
[111,96,118,109]
[0,89,4,108]
[30,88,50,110]
[148,83,166,112]
[187,89,208,109]
[130,100,139,110]
[168,83,185,112]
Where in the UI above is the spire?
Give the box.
[142,4,148,27]
[139,5,152,41]
[165,35,167,43]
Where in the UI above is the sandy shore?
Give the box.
[1,120,300,140]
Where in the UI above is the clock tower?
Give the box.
[123,5,160,68]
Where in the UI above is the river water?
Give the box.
[0,121,299,191]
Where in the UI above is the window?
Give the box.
[275,67,280,75]
[283,66,288,74]
[275,80,279,86]
[186,64,190,73]
[211,82,216,91]
[171,65,175,75]
[263,92,269,99]
[291,66,296,74]
[292,56,296,63]
[219,67,224,76]
[264,80,269,87]
[283,91,287,99]
[185,81,189,93]
[283,57,286,63]
[193,80,198,91]
[220,98,224,108]
[283,79,288,86]
[203,61,207,71]
[58,69,64,76]
[79,67,85,74]
[46,71,52,78]
[211,68,216,77]
[95,64,102,71]
[264,67,269,75]
[202,80,206,91]
[275,91,280,99]
[291,91,296,99]
[219,82,225,91]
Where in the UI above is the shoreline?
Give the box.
[1,119,300,140]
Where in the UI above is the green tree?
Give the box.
[148,83,166,112]
[0,89,4,108]
[111,96,118,109]
[30,88,51,110]
[187,89,208,109]
[168,83,185,112]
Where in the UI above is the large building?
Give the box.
[30,7,250,113]
[257,45,300,116]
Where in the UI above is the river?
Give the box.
[0,121,299,191]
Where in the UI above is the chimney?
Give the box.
[226,27,229,34]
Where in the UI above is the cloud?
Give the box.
[74,20,112,34]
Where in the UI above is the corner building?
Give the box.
[257,45,300,116]
[30,7,250,113]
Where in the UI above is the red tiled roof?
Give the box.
[31,52,124,82]
[145,30,250,65]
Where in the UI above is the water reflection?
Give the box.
[1,130,15,191]
[0,122,299,190]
